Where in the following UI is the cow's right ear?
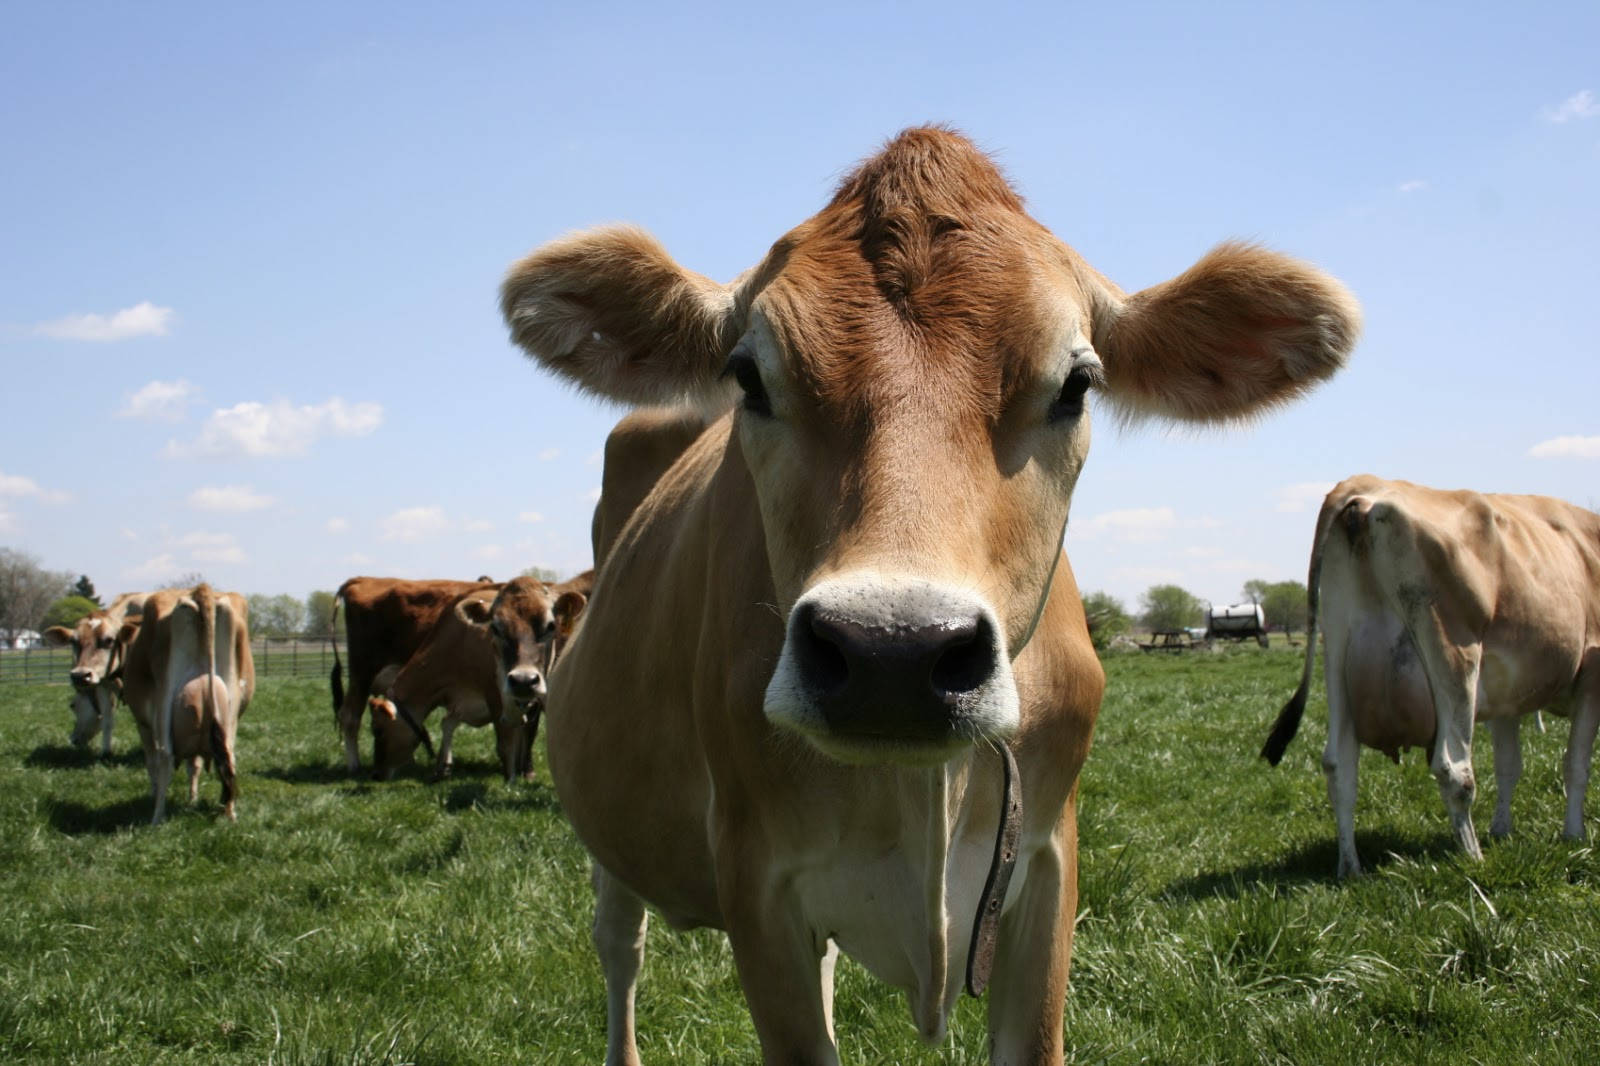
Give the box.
[553,591,588,639]
[501,226,740,406]
[42,626,73,647]
[455,596,494,628]
[116,622,139,644]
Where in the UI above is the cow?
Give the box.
[499,126,1359,1064]
[41,591,146,757]
[329,576,495,772]
[117,585,255,824]
[369,573,591,782]
[1261,475,1600,879]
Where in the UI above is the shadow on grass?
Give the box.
[46,795,151,834]
[24,744,144,770]
[255,760,361,786]
[1163,829,1460,900]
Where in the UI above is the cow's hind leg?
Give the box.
[1322,633,1362,878]
[209,710,238,822]
[1489,717,1522,839]
[337,689,367,775]
[1563,667,1600,840]
[592,863,648,1066]
[1420,647,1483,860]
[432,717,460,781]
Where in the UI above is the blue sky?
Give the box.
[3,2,1596,615]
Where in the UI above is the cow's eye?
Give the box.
[98,637,114,650]
[723,351,773,418]
[1049,364,1103,423]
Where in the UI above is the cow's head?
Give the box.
[502,127,1358,766]
[44,614,134,747]
[456,577,589,715]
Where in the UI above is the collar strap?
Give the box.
[965,741,1022,997]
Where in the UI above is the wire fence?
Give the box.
[0,639,347,686]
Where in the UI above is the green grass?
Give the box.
[1,651,1595,1064]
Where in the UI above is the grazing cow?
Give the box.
[329,576,495,772]
[42,591,146,756]
[501,127,1359,1064]
[1261,475,1600,878]
[118,585,255,823]
[369,574,591,782]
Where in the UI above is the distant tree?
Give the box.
[303,590,337,640]
[1139,584,1203,633]
[72,575,102,607]
[1264,581,1309,636]
[247,593,306,638]
[519,566,561,582]
[163,571,207,591]
[40,595,99,631]
[1241,579,1270,605]
[0,548,74,639]
[1081,591,1132,650]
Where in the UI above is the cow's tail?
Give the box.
[1260,491,1341,765]
[195,584,234,807]
[330,582,348,727]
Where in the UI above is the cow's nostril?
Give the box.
[930,617,993,696]
[797,603,849,694]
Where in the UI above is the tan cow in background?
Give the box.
[42,591,146,757]
[118,585,254,824]
[503,126,1359,1064]
[1262,475,1600,878]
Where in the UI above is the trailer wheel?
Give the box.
[1257,632,1270,648]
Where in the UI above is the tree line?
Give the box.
[1082,578,1309,649]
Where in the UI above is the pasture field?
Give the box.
[1,650,1595,1064]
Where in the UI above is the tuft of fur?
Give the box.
[1101,242,1362,424]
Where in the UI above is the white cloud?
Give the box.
[473,544,505,561]
[120,528,138,541]
[169,396,383,458]
[0,510,14,534]
[342,552,375,567]
[1397,179,1427,194]
[462,519,495,533]
[583,487,602,503]
[1275,481,1336,513]
[0,470,69,504]
[1529,434,1600,459]
[119,379,198,421]
[326,517,350,534]
[1074,507,1177,542]
[178,530,246,564]
[126,553,177,581]
[517,510,544,524]
[1114,565,1185,586]
[585,450,603,467]
[381,506,449,542]
[34,301,175,342]
[1542,89,1599,124]
[538,447,561,462]
[188,484,273,512]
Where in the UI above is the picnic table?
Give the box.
[1140,630,1196,653]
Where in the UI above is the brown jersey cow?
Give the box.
[501,127,1359,1064]
[1262,475,1600,878]
[42,591,146,756]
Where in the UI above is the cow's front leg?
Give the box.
[721,871,837,1065]
[592,862,648,1066]
[1489,716,1522,839]
[492,716,524,785]
[986,801,1073,1066]
[432,717,460,781]
[186,755,203,803]
[98,691,115,759]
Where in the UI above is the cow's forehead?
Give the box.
[492,579,553,623]
[744,135,1085,416]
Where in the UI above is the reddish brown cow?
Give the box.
[503,127,1359,1063]
[369,574,590,782]
[330,576,495,772]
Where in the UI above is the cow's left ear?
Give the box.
[553,591,588,639]
[455,596,495,628]
[42,626,73,647]
[501,226,740,406]
[1092,242,1360,423]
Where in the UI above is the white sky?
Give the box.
[2,2,1596,613]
